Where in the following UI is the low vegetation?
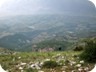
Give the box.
[0,51,95,72]
[42,60,59,68]
[0,38,96,72]
[80,38,96,63]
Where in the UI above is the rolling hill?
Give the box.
[0,0,96,51]
[0,15,96,51]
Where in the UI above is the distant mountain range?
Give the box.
[0,15,96,51]
[0,0,96,51]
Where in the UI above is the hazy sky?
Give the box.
[0,0,96,16]
[0,0,95,7]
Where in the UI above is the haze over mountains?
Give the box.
[0,0,96,16]
[0,0,96,51]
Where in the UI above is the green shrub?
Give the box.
[25,68,37,72]
[80,38,96,63]
[73,46,83,51]
[42,60,59,68]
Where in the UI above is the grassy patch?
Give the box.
[0,51,95,72]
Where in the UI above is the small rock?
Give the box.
[38,70,44,72]
[19,67,23,70]
[76,64,81,67]
[80,60,84,64]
